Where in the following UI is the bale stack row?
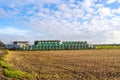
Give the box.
[22,40,95,50]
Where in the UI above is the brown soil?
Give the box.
[5,49,120,80]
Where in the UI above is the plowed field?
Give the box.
[6,49,120,80]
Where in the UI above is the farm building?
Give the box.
[13,41,29,48]
[6,41,29,50]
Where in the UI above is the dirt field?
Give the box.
[5,49,120,80]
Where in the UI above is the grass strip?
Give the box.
[96,45,120,49]
[0,61,11,69]
[4,69,25,78]
[0,50,8,61]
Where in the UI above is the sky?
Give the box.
[0,0,120,44]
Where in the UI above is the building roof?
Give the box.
[35,40,60,42]
[13,41,29,43]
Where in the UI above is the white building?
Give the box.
[6,41,29,50]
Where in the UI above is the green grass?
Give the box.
[4,69,25,78]
[0,50,10,69]
[96,45,120,49]
[0,61,11,69]
[0,50,8,61]
[0,50,11,69]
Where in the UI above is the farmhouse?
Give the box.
[13,41,29,48]
[6,41,29,50]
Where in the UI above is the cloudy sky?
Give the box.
[0,0,120,44]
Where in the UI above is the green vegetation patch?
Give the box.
[0,50,11,69]
[4,69,25,78]
[0,61,11,69]
[0,50,8,61]
[96,45,120,49]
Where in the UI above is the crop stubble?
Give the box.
[6,49,120,80]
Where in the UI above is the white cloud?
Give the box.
[106,0,117,4]
[0,0,120,44]
[0,27,29,35]
[116,8,120,14]
[97,7,113,18]
[95,4,104,9]
[29,12,120,43]
[39,0,61,4]
[25,0,120,43]
[69,0,75,3]
[81,0,94,12]
[58,4,71,13]
[0,7,7,17]
[0,27,44,44]
[73,8,85,18]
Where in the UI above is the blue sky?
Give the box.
[0,0,120,44]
